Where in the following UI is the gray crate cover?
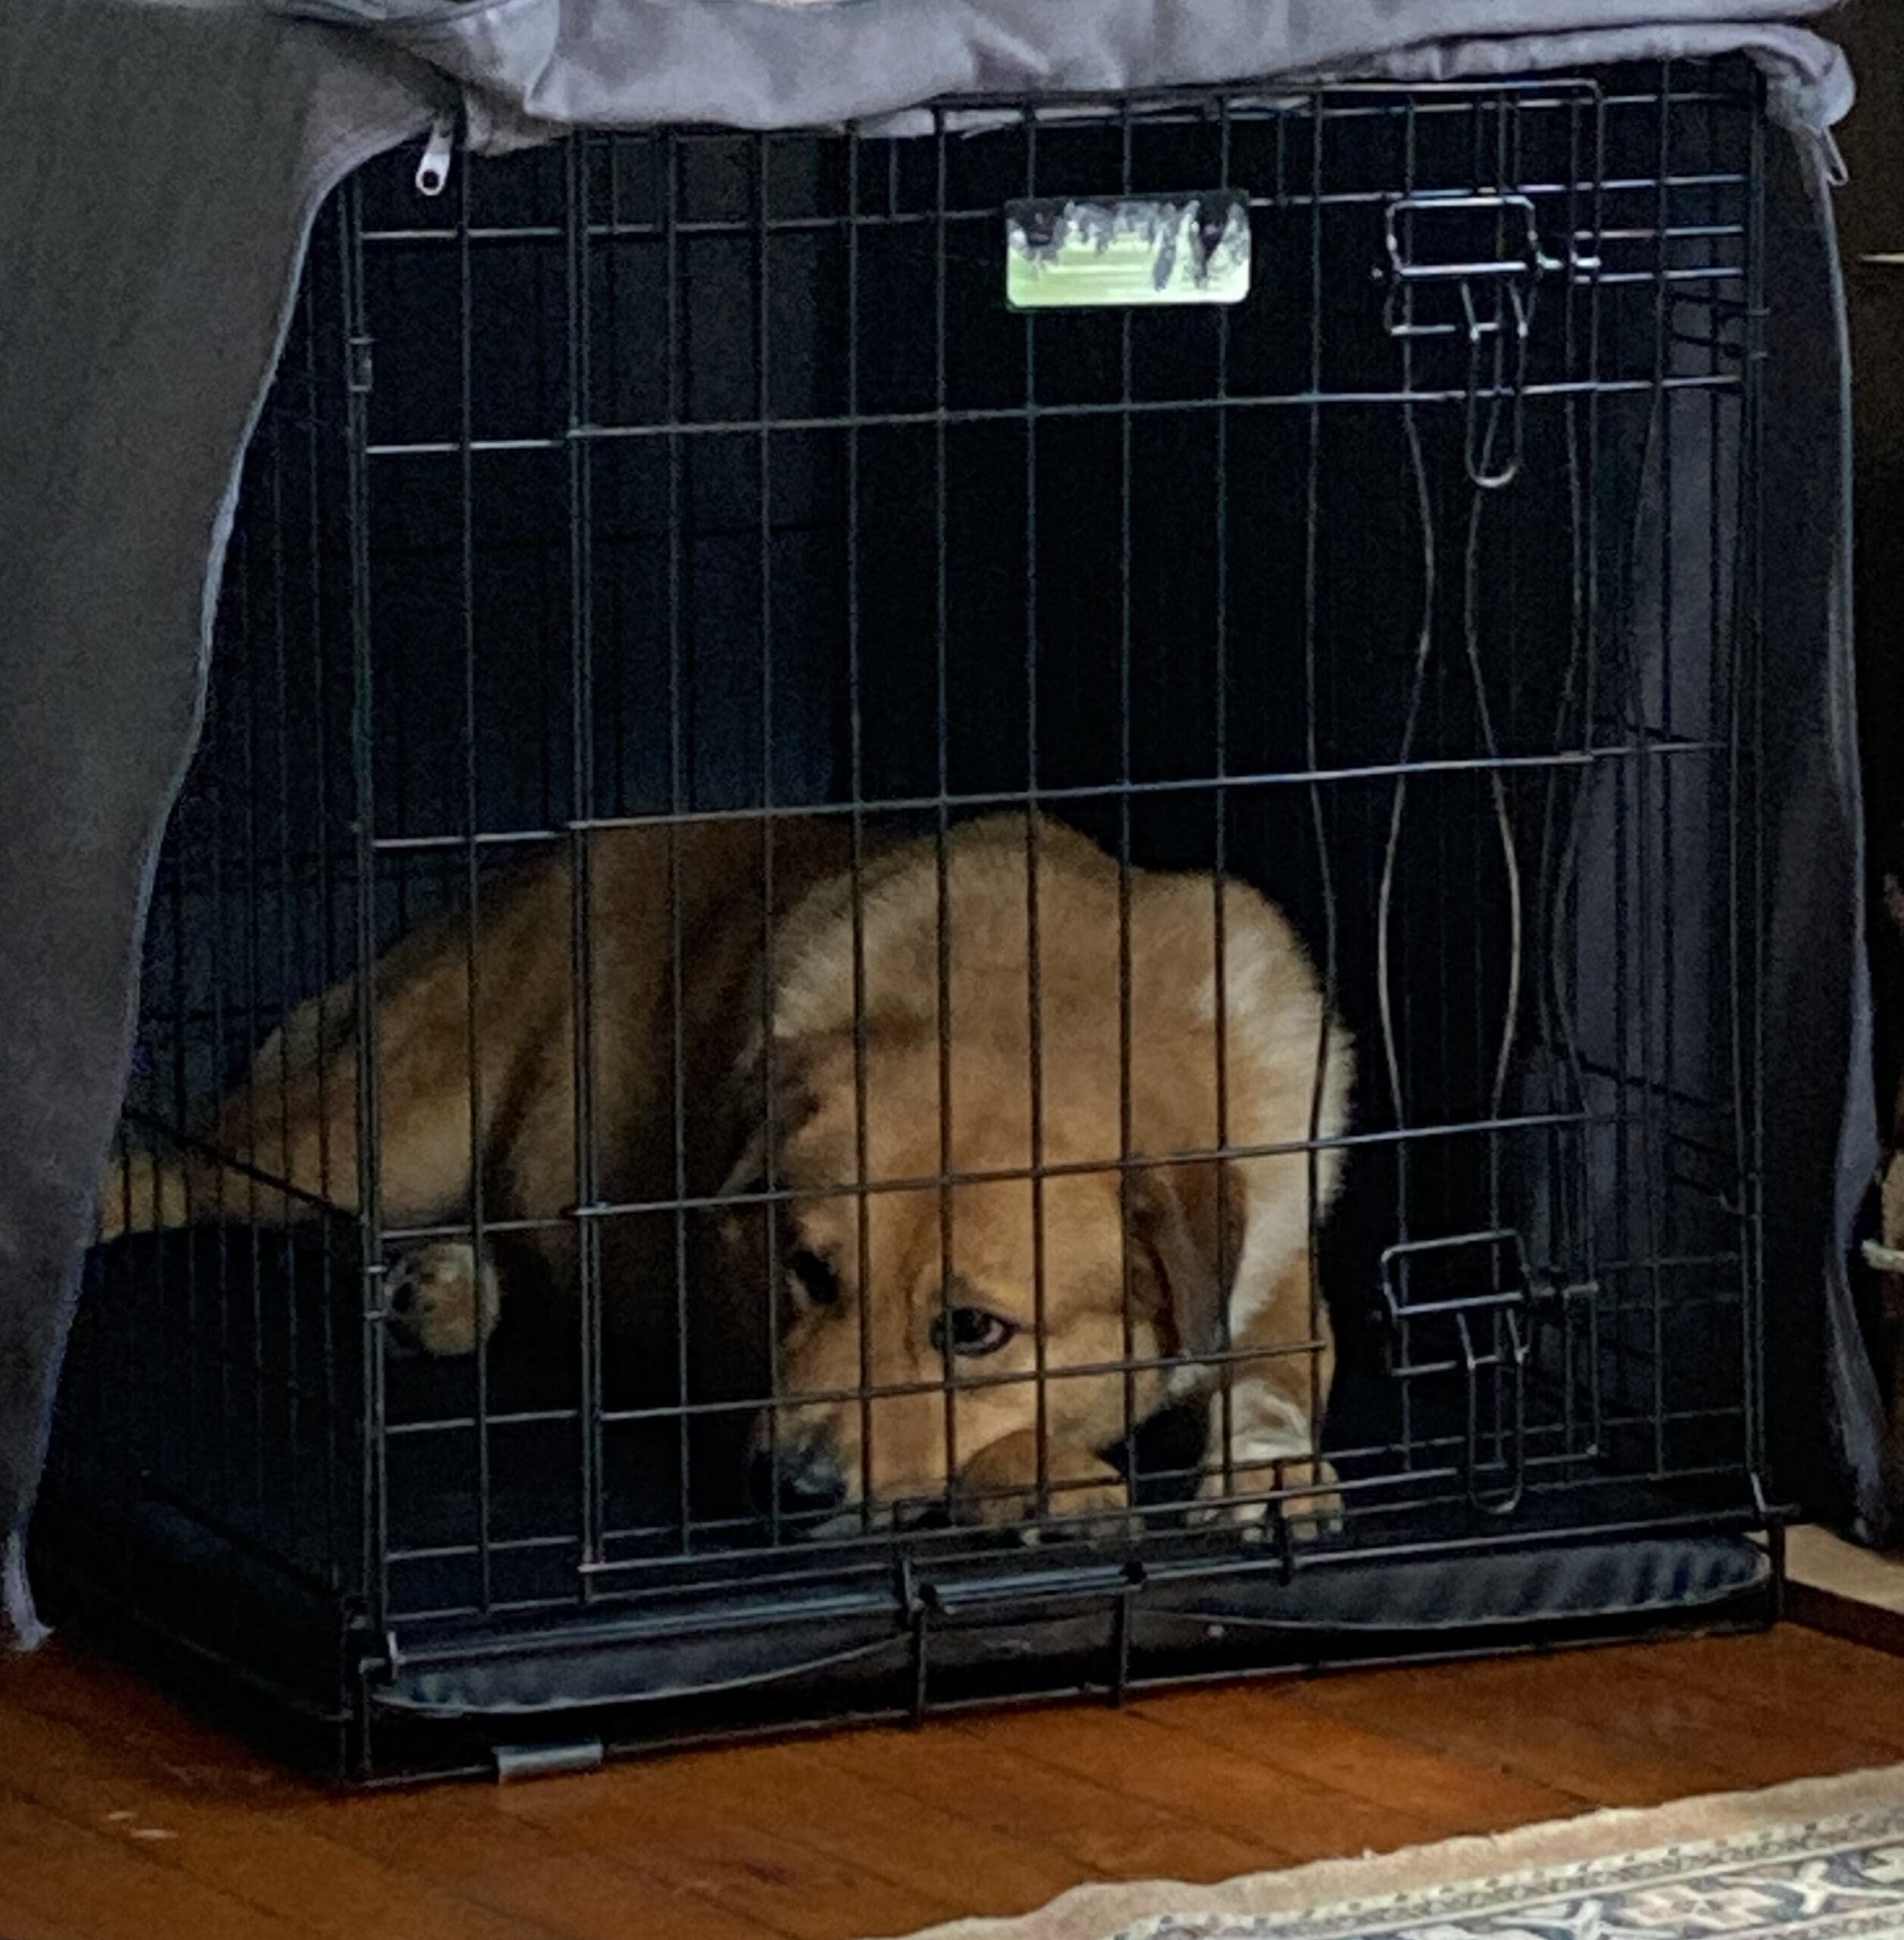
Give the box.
[0,0,1868,1647]
[274,0,1853,147]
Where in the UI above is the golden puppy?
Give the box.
[724,815,1352,1532]
[102,814,1350,1532]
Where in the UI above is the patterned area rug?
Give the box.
[883,1766,1904,1940]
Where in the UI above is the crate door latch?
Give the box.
[1380,192,1579,490]
[1380,1228,1539,1516]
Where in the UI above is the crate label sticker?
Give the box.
[1005,193,1251,310]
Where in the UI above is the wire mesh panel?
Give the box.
[48,60,1770,1779]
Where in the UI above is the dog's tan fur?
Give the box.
[102,814,1350,1529]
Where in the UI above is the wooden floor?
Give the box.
[2,1626,1902,1940]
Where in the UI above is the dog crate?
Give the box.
[43,58,1774,1781]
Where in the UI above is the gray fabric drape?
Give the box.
[267,0,1851,152]
[0,0,433,1644]
[1757,131,1884,1538]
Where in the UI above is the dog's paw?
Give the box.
[952,1437,1138,1542]
[1191,1449,1344,1539]
[386,1241,501,1356]
[1031,1475,1143,1544]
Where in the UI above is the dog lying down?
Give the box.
[102,813,1352,1535]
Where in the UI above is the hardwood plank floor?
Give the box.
[1,1627,1898,1940]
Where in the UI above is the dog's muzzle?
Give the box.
[749,1440,849,1522]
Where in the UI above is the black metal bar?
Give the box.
[1115,102,1136,1517]
[846,128,876,1534]
[1020,104,1049,1520]
[355,737,1733,852]
[361,366,1746,458]
[571,130,606,1587]
[370,1100,1682,1238]
[340,174,390,1637]
[1207,96,1236,1523]
[1738,86,1769,1485]
[1642,62,1675,1476]
[757,129,785,1549]
[933,108,959,1518]
[1305,90,1344,1496]
[662,130,689,1560]
[461,117,495,1616]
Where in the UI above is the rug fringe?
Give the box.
[875,1761,1904,1940]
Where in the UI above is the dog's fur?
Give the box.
[102,814,1351,1530]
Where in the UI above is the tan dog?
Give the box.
[724,816,1352,1532]
[102,814,1350,1532]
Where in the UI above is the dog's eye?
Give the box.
[930,1306,1019,1359]
[787,1247,840,1309]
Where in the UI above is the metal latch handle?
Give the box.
[1381,190,1577,490]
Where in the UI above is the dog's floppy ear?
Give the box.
[721,1016,892,1197]
[1127,1159,1243,1361]
[718,1039,819,1206]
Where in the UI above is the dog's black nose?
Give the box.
[749,1445,847,1520]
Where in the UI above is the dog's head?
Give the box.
[717,1030,1240,1532]
[712,816,1346,1534]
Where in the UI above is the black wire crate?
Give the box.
[44,61,1776,1782]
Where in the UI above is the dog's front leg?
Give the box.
[1193,1373,1341,1534]
[952,1430,1134,1539]
[1192,1250,1341,1535]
